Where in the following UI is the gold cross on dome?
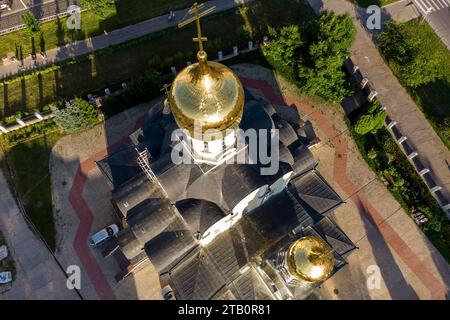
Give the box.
[160,83,171,96]
[178,2,216,52]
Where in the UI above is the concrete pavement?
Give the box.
[0,0,251,79]
[382,0,420,22]
[0,170,79,299]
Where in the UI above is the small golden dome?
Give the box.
[287,236,334,283]
[169,51,244,141]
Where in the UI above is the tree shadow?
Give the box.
[39,33,46,53]
[37,73,44,105]
[2,83,10,118]
[20,78,27,114]
[355,196,420,299]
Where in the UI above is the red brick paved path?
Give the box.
[67,78,445,300]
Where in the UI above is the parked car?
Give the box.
[89,224,119,247]
[0,271,12,284]
[162,285,176,300]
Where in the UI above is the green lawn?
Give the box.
[379,20,450,150]
[0,0,315,119]
[0,0,197,62]
[1,131,64,251]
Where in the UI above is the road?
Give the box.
[0,171,79,299]
[412,0,450,50]
[0,0,79,34]
[0,0,252,79]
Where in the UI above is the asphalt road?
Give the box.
[412,0,450,49]
[0,0,79,34]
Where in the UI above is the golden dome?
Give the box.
[286,236,334,283]
[169,51,244,141]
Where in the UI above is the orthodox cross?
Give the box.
[178,2,216,52]
[160,83,171,96]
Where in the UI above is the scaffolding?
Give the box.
[136,148,157,182]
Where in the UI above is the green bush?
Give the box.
[354,100,387,135]
[367,148,377,159]
[103,68,164,116]
[52,98,99,133]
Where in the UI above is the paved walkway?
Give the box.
[310,0,450,203]
[0,171,78,299]
[0,0,251,79]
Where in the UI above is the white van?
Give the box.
[89,224,119,247]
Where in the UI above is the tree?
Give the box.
[262,11,356,103]
[297,11,356,102]
[314,11,356,56]
[52,98,99,133]
[80,0,114,18]
[123,69,163,105]
[354,100,387,135]
[21,12,42,55]
[21,12,41,37]
[262,25,302,81]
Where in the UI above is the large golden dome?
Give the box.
[168,51,244,141]
[286,236,334,283]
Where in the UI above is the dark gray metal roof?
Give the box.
[127,198,177,243]
[112,174,159,217]
[168,247,226,300]
[96,145,141,188]
[311,217,357,258]
[153,155,289,212]
[245,189,307,242]
[117,227,142,260]
[289,170,343,215]
[176,199,227,237]
[144,215,197,272]
[290,144,317,175]
[275,118,299,148]
[240,99,274,132]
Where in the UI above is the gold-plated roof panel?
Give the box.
[169,58,244,139]
[286,236,334,283]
